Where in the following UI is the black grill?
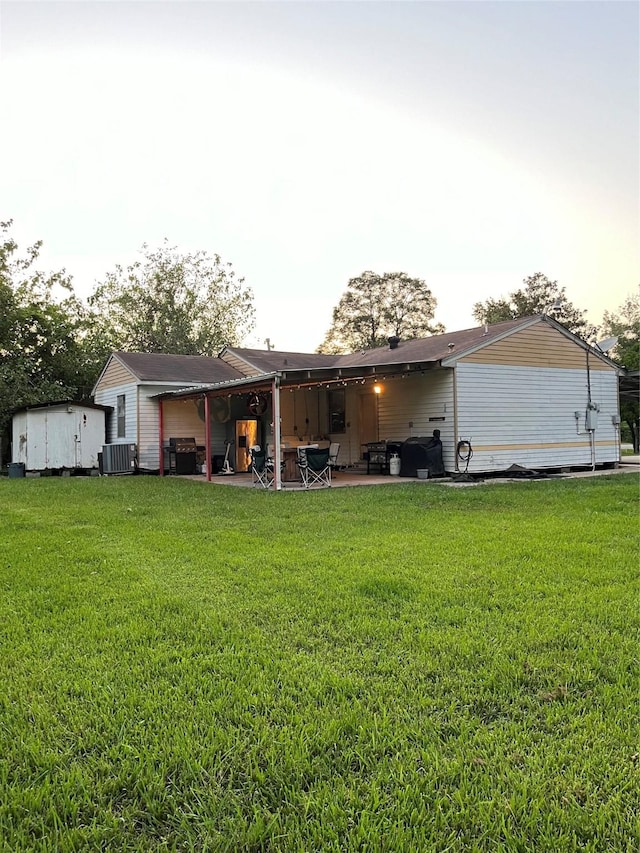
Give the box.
[167,437,197,474]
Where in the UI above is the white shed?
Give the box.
[12,402,110,472]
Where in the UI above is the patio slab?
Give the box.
[185,461,639,489]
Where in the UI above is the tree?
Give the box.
[601,292,640,451]
[473,273,592,337]
[318,271,443,354]
[0,221,97,462]
[87,242,255,356]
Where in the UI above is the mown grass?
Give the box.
[1,474,638,852]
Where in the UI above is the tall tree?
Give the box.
[87,241,255,356]
[0,221,96,461]
[473,272,591,337]
[318,271,443,354]
[601,292,640,451]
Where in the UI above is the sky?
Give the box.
[1,0,638,353]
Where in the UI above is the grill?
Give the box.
[366,441,403,475]
[167,437,197,475]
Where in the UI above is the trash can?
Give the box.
[8,462,26,479]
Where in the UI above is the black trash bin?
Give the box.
[8,462,26,478]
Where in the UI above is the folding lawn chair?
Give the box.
[250,446,274,489]
[299,447,331,489]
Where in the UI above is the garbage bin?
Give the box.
[8,462,25,478]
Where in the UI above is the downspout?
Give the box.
[204,395,211,482]
[272,377,282,490]
[452,366,459,472]
[586,346,596,471]
[158,399,164,476]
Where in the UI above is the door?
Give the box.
[235,419,258,472]
[359,394,378,459]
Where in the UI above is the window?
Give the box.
[328,389,346,433]
[116,395,126,438]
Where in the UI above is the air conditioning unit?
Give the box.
[101,443,137,474]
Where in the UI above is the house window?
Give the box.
[328,389,346,433]
[116,395,126,438]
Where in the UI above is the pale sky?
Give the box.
[1,0,638,352]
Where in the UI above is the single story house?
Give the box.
[92,315,622,486]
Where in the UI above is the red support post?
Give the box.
[158,399,164,476]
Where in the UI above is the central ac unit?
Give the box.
[101,443,137,474]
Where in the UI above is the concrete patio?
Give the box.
[188,458,639,489]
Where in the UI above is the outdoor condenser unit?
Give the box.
[101,443,137,474]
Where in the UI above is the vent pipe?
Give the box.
[388,336,400,350]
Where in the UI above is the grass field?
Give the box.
[1,474,638,852]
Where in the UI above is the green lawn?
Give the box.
[1,475,638,852]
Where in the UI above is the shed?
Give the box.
[12,401,111,472]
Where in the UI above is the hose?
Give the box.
[456,440,473,473]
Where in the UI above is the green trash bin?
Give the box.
[8,463,25,478]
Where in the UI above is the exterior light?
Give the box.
[373,385,382,394]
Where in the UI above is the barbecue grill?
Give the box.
[167,437,198,475]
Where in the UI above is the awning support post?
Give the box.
[204,395,211,481]
[272,377,282,490]
[159,400,164,476]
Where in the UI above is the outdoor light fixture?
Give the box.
[373,384,382,394]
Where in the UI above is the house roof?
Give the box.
[220,347,338,373]
[102,315,621,402]
[112,352,245,384]
[333,317,535,368]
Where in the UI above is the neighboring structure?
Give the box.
[93,316,623,482]
[11,401,111,472]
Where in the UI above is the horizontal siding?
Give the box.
[378,372,456,471]
[335,372,455,470]
[456,362,620,472]
[96,358,137,390]
[93,382,137,445]
[461,324,612,370]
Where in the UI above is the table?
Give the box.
[281,445,318,482]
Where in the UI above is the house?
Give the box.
[11,401,111,472]
[91,352,244,470]
[92,316,622,484]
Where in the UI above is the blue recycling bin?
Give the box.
[8,463,25,478]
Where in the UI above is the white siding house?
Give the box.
[93,316,622,479]
[92,353,245,470]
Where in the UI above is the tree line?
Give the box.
[2,220,638,459]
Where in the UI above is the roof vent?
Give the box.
[447,342,455,351]
[388,336,400,350]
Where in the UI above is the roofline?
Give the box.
[219,346,283,374]
[153,360,447,400]
[440,315,621,370]
[153,372,282,399]
[12,400,113,416]
[440,315,542,366]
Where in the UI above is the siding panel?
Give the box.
[461,324,611,370]
[456,363,619,472]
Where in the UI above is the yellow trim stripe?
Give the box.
[473,440,616,452]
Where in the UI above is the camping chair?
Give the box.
[250,446,274,489]
[328,442,341,474]
[299,447,332,489]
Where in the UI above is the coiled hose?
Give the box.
[456,440,473,473]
